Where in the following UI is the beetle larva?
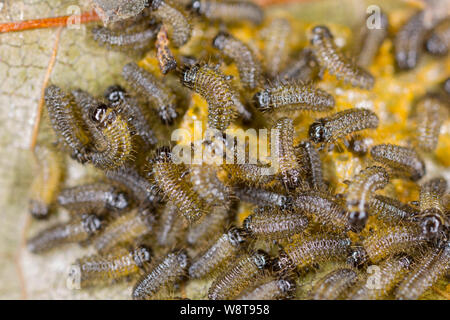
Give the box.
[44,85,90,163]
[346,166,389,232]
[208,250,270,300]
[29,144,65,219]
[272,235,351,274]
[132,249,189,300]
[309,26,374,89]
[311,268,359,300]
[348,254,412,300]
[152,146,208,223]
[291,191,350,232]
[396,241,450,300]
[233,186,289,207]
[104,85,158,148]
[253,82,335,113]
[369,195,420,224]
[189,226,247,279]
[279,48,321,83]
[27,214,102,254]
[157,202,187,247]
[212,31,263,90]
[413,93,449,152]
[156,25,177,74]
[122,62,178,125]
[149,0,192,48]
[180,63,240,131]
[294,141,326,191]
[426,18,450,56]
[94,207,157,253]
[191,0,264,25]
[57,183,129,217]
[370,144,425,181]
[243,206,308,240]
[68,245,152,288]
[309,108,379,145]
[418,177,447,240]
[362,223,428,263]
[186,206,231,247]
[237,276,296,300]
[262,18,291,78]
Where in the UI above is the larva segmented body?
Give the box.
[311,268,359,300]
[189,227,247,279]
[27,214,102,254]
[292,191,350,232]
[57,183,129,217]
[418,177,447,240]
[309,108,379,144]
[185,206,230,247]
[346,166,389,232]
[44,85,90,163]
[413,93,448,152]
[192,0,264,25]
[122,62,178,125]
[208,250,270,300]
[157,202,187,247]
[348,255,412,300]
[149,0,192,47]
[29,144,65,219]
[132,249,189,300]
[253,82,335,113]
[233,186,289,207]
[212,31,263,90]
[370,144,425,181]
[362,223,428,263]
[152,147,208,223]
[180,64,239,131]
[243,206,308,240]
[369,195,419,224]
[68,245,152,288]
[273,235,351,274]
[426,18,450,56]
[396,241,450,300]
[279,48,320,83]
[309,26,374,89]
[237,276,296,300]
[294,141,326,191]
[93,207,156,253]
[262,18,291,78]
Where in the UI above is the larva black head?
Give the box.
[252,90,270,111]
[152,145,173,163]
[346,246,368,268]
[243,215,252,234]
[397,254,413,269]
[252,250,270,270]
[133,245,153,268]
[90,103,116,128]
[227,226,247,247]
[212,32,231,50]
[104,85,127,104]
[310,25,333,45]
[420,211,443,240]
[348,209,368,233]
[308,120,329,143]
[271,250,294,275]
[81,214,102,235]
[106,191,129,211]
[277,278,296,297]
[180,64,200,89]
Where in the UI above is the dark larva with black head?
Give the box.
[29,144,65,220]
[156,202,187,247]
[279,48,321,83]
[362,223,428,263]
[396,240,450,300]
[237,276,296,300]
[68,245,152,289]
[425,18,450,56]
[272,235,351,274]
[253,82,335,113]
[294,141,326,191]
[369,195,420,224]
[309,108,379,145]
[208,250,270,300]
[148,0,192,48]
[93,207,157,253]
[346,166,389,233]
[347,254,412,300]
[309,25,374,89]
[132,249,189,300]
[189,226,247,279]
[311,268,359,300]
[370,144,425,181]
[27,214,102,254]
[418,177,447,240]
[291,190,350,232]
[233,186,289,207]
[44,85,90,163]
[243,206,308,240]
[191,0,264,25]
[212,31,263,90]
[273,117,303,190]
[122,62,178,125]
[261,17,291,79]
[104,85,158,149]
[413,93,449,152]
